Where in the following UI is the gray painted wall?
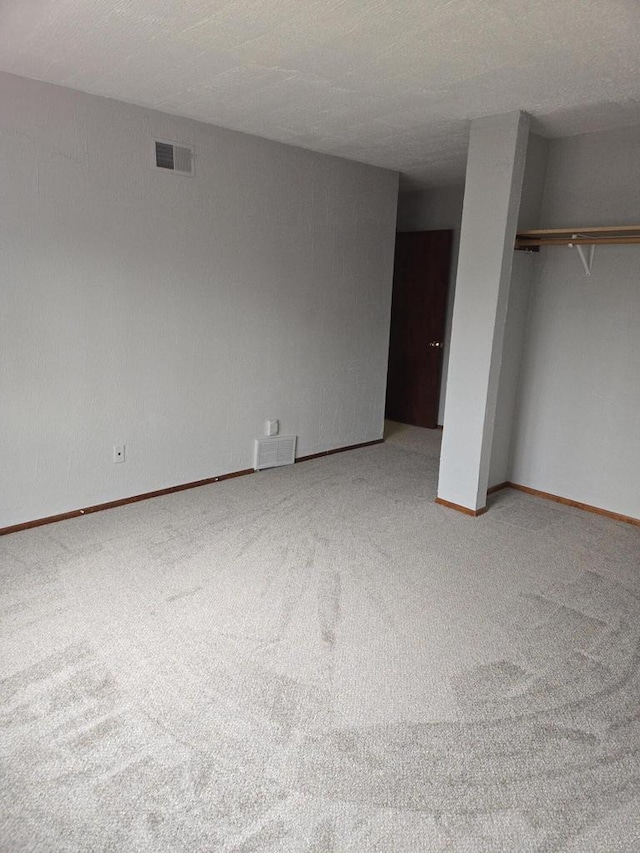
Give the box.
[395,185,465,424]
[438,112,530,510]
[0,73,398,528]
[488,133,549,486]
[511,126,640,518]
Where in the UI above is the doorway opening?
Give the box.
[385,230,452,429]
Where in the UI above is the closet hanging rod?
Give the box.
[519,225,640,235]
[515,225,640,250]
[517,236,640,247]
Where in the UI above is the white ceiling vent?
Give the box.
[254,436,297,470]
[154,140,194,175]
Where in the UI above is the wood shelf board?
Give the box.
[515,225,640,249]
[518,225,640,236]
[516,236,640,247]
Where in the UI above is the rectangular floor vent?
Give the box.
[254,436,297,470]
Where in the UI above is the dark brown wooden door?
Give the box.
[385,230,452,428]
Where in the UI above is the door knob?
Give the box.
[429,341,443,347]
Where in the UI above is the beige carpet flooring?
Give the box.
[1,422,639,852]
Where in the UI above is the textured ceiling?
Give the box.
[1,0,639,189]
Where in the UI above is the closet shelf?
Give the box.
[515,225,640,250]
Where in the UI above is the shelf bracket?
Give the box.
[569,236,595,276]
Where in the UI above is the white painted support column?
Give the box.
[437,111,530,514]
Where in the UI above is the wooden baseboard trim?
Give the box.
[296,438,384,463]
[0,468,254,537]
[1,438,387,537]
[487,481,510,495]
[435,497,487,517]
[503,482,640,527]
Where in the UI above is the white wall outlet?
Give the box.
[265,419,279,437]
[113,444,126,463]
